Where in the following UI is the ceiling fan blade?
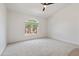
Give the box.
[41,3,54,5]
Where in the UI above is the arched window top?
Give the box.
[25,18,39,23]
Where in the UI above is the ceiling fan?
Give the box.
[41,3,54,12]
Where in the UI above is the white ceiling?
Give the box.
[6,3,71,19]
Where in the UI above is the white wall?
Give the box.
[0,4,7,55]
[48,4,79,45]
[7,10,48,43]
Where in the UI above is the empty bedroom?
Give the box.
[0,3,79,56]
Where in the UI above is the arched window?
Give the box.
[25,19,39,35]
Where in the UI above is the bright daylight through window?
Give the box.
[25,19,39,36]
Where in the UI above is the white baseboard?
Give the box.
[50,36,79,46]
[8,36,48,45]
[0,45,6,56]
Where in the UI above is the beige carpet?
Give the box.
[2,38,79,56]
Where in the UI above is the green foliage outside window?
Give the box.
[25,19,39,34]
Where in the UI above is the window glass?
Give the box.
[25,19,39,36]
